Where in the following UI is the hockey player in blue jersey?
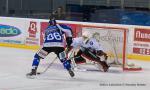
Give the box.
[26,19,74,77]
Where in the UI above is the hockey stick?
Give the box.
[37,49,74,75]
[37,56,57,75]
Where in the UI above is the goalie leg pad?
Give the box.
[74,49,86,64]
[81,49,100,62]
[80,47,99,61]
[74,56,86,64]
[98,61,109,72]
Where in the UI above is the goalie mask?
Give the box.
[92,32,100,42]
[82,31,90,40]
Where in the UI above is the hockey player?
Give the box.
[70,32,109,72]
[26,19,74,78]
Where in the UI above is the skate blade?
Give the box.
[68,70,75,77]
[26,74,36,79]
[74,67,87,72]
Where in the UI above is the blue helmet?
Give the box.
[49,19,56,25]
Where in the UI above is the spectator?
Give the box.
[52,6,66,20]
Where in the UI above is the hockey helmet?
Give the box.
[49,19,57,25]
[92,32,100,41]
[82,31,90,39]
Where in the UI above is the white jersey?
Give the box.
[84,38,103,51]
[71,37,84,49]
[71,37,103,51]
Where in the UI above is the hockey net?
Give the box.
[70,26,142,71]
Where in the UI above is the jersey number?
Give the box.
[47,32,62,41]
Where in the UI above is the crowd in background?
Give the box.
[0,0,150,26]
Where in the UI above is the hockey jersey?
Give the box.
[71,37,84,49]
[71,37,103,51]
[84,38,103,51]
[43,24,72,47]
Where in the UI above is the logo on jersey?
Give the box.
[0,24,21,37]
[89,41,93,45]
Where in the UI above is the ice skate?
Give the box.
[101,61,109,72]
[68,68,75,77]
[26,69,36,79]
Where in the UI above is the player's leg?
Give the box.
[74,49,86,64]
[55,47,74,77]
[80,47,109,72]
[26,47,49,77]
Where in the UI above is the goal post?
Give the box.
[76,25,142,71]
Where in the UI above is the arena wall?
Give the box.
[0,16,149,61]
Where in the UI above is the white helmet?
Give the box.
[82,31,90,39]
[92,32,100,42]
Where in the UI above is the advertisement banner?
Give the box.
[0,17,41,47]
[25,21,39,45]
[134,28,150,42]
[133,28,150,55]
[0,24,24,44]
[40,22,48,45]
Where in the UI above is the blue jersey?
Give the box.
[43,24,72,47]
[59,24,73,35]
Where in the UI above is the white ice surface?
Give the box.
[0,47,150,90]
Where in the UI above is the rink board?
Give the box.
[0,16,150,61]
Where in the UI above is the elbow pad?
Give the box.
[66,37,72,47]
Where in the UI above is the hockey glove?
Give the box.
[66,37,72,47]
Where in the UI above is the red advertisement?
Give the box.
[40,22,82,45]
[134,28,150,42]
[40,22,48,45]
[133,47,150,55]
[26,21,39,45]
[133,28,150,55]
[28,21,37,38]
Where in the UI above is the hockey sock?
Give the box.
[32,54,40,68]
[63,59,71,70]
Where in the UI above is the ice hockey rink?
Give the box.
[0,46,149,90]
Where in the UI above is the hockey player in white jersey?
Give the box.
[70,31,109,72]
[26,19,74,78]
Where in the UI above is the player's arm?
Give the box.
[57,24,73,51]
[66,37,72,47]
[64,28,73,49]
[56,24,72,37]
